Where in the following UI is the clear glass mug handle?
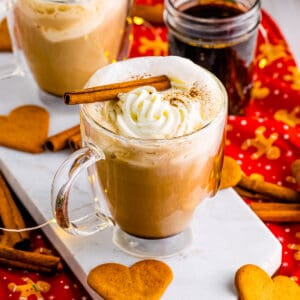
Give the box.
[51,145,114,236]
[0,0,24,79]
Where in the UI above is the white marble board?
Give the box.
[0,55,282,299]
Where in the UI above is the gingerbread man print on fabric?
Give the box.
[251,81,270,99]
[8,277,50,300]
[241,126,281,160]
[274,106,300,127]
[284,67,300,90]
[257,41,290,68]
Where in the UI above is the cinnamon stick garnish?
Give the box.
[237,175,300,203]
[68,132,82,151]
[0,245,61,273]
[250,202,300,222]
[0,174,30,249]
[64,75,171,105]
[45,125,80,152]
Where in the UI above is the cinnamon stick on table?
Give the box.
[234,186,274,201]
[0,174,30,249]
[237,175,300,203]
[0,245,61,273]
[68,132,82,151]
[64,75,171,105]
[250,202,300,222]
[0,174,62,273]
[45,125,80,152]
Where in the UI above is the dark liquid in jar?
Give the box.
[168,2,258,115]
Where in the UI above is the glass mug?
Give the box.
[51,56,228,257]
[164,0,261,115]
[0,0,132,97]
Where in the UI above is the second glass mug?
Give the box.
[0,0,132,97]
[51,56,228,257]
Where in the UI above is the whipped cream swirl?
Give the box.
[99,85,207,139]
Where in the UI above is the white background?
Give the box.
[262,0,300,65]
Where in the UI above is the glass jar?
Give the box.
[164,0,261,115]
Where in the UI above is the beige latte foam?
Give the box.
[14,0,128,96]
[82,56,227,238]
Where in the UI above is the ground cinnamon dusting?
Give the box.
[189,84,203,97]
[163,87,198,106]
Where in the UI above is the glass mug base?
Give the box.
[113,226,193,258]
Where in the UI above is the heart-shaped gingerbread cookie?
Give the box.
[235,264,300,300]
[0,105,49,153]
[87,259,173,300]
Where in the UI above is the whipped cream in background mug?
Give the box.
[52,56,228,257]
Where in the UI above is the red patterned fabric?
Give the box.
[134,0,163,5]
[0,233,91,299]
[0,6,299,300]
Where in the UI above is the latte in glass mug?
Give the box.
[52,56,228,257]
[3,0,131,96]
